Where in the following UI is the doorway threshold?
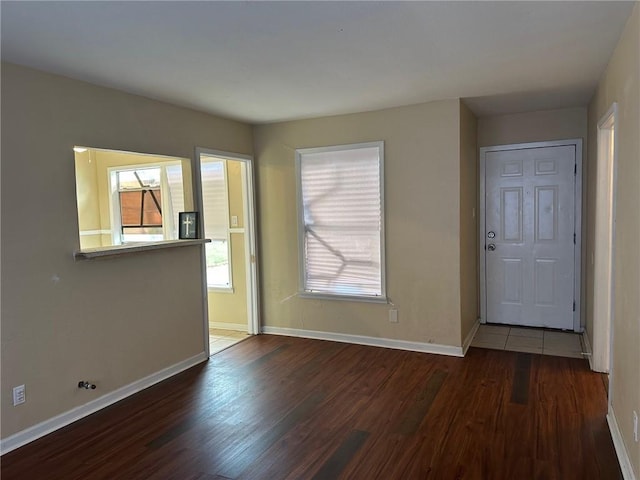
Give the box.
[209,328,250,356]
[471,324,587,359]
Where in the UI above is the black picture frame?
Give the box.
[179,211,198,239]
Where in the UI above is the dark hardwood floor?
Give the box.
[1,335,621,479]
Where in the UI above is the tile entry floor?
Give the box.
[209,328,249,356]
[471,324,586,359]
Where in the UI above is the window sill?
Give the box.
[208,286,235,294]
[298,292,389,304]
[74,239,210,260]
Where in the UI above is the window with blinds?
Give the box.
[296,142,385,300]
[200,157,232,288]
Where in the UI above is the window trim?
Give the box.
[295,141,387,303]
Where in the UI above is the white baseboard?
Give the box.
[582,329,594,370]
[462,320,480,356]
[607,409,637,480]
[261,326,464,357]
[0,352,208,456]
[209,322,247,331]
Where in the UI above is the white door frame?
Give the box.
[193,147,260,356]
[592,103,618,373]
[479,139,583,332]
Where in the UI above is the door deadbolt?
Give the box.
[487,231,495,238]
[487,244,496,251]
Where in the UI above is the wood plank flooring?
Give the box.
[1,335,621,479]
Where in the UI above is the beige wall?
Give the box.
[477,107,588,148]
[207,160,248,328]
[587,4,640,474]
[74,149,102,247]
[0,63,253,439]
[253,99,465,347]
[459,102,479,343]
[227,161,245,228]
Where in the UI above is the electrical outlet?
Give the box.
[634,410,638,442]
[13,385,25,406]
[389,309,398,323]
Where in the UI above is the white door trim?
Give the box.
[241,157,261,335]
[592,103,618,374]
[479,139,583,332]
[193,148,261,357]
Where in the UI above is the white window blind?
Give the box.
[297,142,385,299]
[201,159,229,241]
[200,157,232,288]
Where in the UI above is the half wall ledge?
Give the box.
[73,239,211,260]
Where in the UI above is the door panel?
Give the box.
[502,258,523,303]
[501,188,523,241]
[484,145,575,329]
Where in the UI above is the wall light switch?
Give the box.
[231,215,238,227]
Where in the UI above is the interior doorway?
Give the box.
[592,103,618,373]
[194,148,259,356]
[479,139,582,332]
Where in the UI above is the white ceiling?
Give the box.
[1,1,635,124]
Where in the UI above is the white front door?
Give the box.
[481,142,579,330]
